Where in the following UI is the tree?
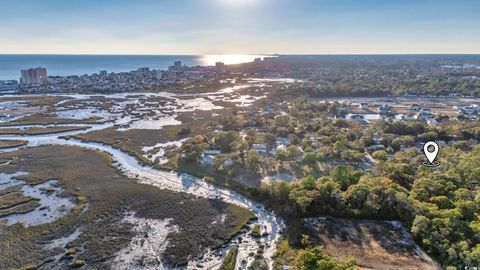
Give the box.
[289,176,319,213]
[287,145,302,161]
[288,134,301,145]
[343,176,410,218]
[458,145,480,182]
[269,180,290,203]
[372,150,388,161]
[289,188,315,213]
[466,244,480,267]
[245,128,257,147]
[213,154,229,173]
[329,165,361,191]
[181,143,208,163]
[411,215,430,239]
[315,177,342,212]
[302,152,320,166]
[410,173,462,202]
[215,131,240,152]
[276,149,288,161]
[294,247,355,270]
[264,133,277,151]
[245,149,261,173]
[236,140,249,165]
[301,152,322,177]
[220,114,238,131]
[192,134,206,144]
[378,161,416,187]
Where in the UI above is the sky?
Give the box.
[0,0,479,55]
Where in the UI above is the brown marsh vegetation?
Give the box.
[70,108,230,165]
[0,126,89,135]
[0,145,253,269]
[0,139,28,148]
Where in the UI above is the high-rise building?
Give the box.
[20,67,48,85]
[137,67,150,73]
[169,61,184,71]
[0,80,19,93]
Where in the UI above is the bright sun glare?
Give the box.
[219,0,257,7]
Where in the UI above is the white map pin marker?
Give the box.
[423,141,439,165]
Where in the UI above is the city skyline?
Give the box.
[1,0,480,55]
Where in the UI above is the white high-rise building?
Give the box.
[20,67,48,85]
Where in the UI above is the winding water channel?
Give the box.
[0,79,301,268]
[0,122,285,269]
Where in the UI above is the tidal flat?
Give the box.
[0,78,295,269]
[0,145,254,269]
[0,113,103,127]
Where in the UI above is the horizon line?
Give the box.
[1,53,480,56]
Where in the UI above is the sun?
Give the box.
[219,0,257,7]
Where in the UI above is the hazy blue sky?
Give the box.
[0,0,479,54]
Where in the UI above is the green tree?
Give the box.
[215,131,240,152]
[245,128,257,147]
[372,150,388,161]
[294,247,355,270]
[329,165,361,191]
[245,149,261,172]
[289,176,318,213]
[287,145,302,161]
[466,244,480,267]
[264,133,277,151]
[458,145,480,182]
[181,143,208,163]
[236,140,249,165]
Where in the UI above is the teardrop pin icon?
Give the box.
[423,141,440,167]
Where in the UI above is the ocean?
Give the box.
[0,54,269,81]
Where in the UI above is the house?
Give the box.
[409,104,421,111]
[348,114,365,121]
[417,109,434,120]
[276,137,290,147]
[252,144,268,154]
[205,149,221,155]
[359,102,369,110]
[378,104,391,115]
[427,119,439,126]
[262,106,274,116]
[200,154,215,165]
[224,158,234,166]
[397,114,415,120]
[367,144,385,153]
[460,105,478,116]
[338,107,351,115]
[304,132,321,146]
[276,144,287,152]
[437,140,447,147]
